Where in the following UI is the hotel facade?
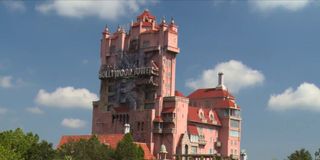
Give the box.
[91,10,242,159]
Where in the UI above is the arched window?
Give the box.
[185,145,188,155]
[198,109,204,119]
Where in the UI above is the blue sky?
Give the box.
[1,0,320,159]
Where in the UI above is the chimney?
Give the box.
[217,72,226,90]
[218,72,224,86]
[124,123,130,134]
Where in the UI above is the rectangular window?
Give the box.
[229,130,240,137]
[190,135,199,143]
[144,104,154,109]
[191,146,197,154]
[230,109,241,117]
[230,119,240,128]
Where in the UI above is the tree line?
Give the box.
[287,148,320,160]
[0,128,144,160]
[1,128,320,160]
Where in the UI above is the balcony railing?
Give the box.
[153,128,162,134]
[163,116,175,122]
[163,128,176,133]
[198,135,206,145]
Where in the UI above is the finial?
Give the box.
[117,25,121,32]
[104,24,109,33]
[131,20,134,26]
[145,8,149,12]
[171,17,175,24]
[161,16,166,24]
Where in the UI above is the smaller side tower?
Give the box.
[215,73,241,158]
[187,73,242,158]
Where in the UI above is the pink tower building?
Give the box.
[92,10,242,159]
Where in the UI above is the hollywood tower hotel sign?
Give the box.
[92,10,242,159]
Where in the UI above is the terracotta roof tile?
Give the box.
[175,90,185,97]
[187,124,198,135]
[137,10,156,19]
[58,134,155,160]
[215,99,236,108]
[57,134,124,149]
[187,106,221,126]
[188,88,234,99]
[135,142,155,160]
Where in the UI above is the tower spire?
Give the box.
[103,24,109,34]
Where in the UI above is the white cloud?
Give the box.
[61,118,86,129]
[2,0,26,12]
[26,107,44,114]
[0,76,25,88]
[82,59,89,64]
[186,60,264,93]
[0,107,8,114]
[250,0,312,12]
[35,86,98,109]
[0,76,13,88]
[35,0,153,20]
[268,82,320,111]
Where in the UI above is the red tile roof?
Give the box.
[187,106,221,126]
[137,10,156,19]
[215,99,237,108]
[187,124,198,135]
[58,134,155,160]
[57,134,124,149]
[188,88,234,99]
[175,90,185,97]
[135,142,155,160]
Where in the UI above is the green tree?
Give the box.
[0,128,55,160]
[315,148,320,160]
[114,133,144,160]
[56,135,114,160]
[24,140,56,160]
[287,148,312,160]
[0,145,21,160]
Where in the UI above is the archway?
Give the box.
[185,145,188,155]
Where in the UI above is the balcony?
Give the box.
[163,128,176,133]
[163,116,174,122]
[198,135,206,145]
[153,128,162,134]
